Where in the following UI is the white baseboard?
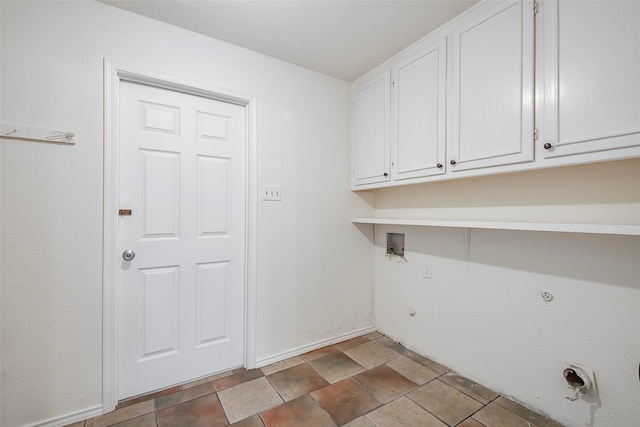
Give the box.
[255,325,377,368]
[25,405,103,427]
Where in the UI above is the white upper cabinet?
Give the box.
[540,0,640,158]
[449,0,535,172]
[351,0,640,190]
[391,36,447,181]
[351,69,391,186]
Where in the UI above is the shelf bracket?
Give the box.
[463,227,471,262]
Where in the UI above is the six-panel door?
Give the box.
[117,81,246,399]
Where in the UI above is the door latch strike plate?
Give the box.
[119,209,132,216]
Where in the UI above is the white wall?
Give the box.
[372,162,640,426]
[373,159,640,225]
[0,1,374,426]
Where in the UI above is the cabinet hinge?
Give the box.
[534,1,538,14]
[392,81,395,88]
[534,129,539,140]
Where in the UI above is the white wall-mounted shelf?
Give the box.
[352,217,640,236]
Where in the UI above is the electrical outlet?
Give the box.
[262,185,282,201]
[422,264,432,279]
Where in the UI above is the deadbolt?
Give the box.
[122,249,136,261]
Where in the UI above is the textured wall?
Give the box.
[374,159,640,225]
[0,2,374,425]
[373,218,640,426]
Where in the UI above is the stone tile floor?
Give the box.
[67,332,563,427]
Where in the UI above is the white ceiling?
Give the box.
[100,0,478,81]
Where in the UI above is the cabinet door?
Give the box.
[449,0,535,172]
[352,70,391,187]
[391,37,447,181]
[541,0,640,158]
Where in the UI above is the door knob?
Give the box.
[122,249,136,261]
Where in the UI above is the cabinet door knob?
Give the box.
[383,172,388,177]
[436,163,443,169]
[544,143,552,150]
[450,160,457,166]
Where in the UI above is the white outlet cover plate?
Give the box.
[422,264,432,279]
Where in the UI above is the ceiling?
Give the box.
[100,0,478,81]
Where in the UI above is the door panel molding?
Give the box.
[103,59,258,412]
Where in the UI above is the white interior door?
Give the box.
[117,81,246,399]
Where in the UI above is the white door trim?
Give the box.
[102,59,258,412]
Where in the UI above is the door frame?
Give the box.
[102,59,258,412]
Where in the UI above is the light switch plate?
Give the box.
[262,185,282,201]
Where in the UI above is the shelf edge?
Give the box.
[351,217,640,236]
